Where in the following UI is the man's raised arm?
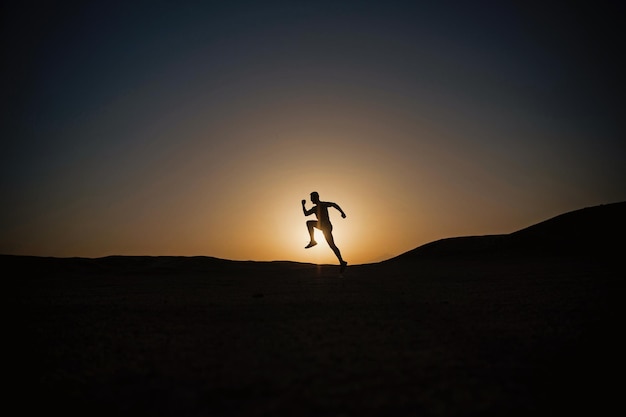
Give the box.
[302,199,314,216]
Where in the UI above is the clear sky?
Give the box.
[2,0,625,264]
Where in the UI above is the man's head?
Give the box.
[310,191,320,204]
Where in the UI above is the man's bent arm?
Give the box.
[331,202,346,218]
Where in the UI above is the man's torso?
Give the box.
[315,202,332,226]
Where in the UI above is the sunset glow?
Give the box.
[2,1,624,265]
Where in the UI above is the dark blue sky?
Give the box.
[2,0,625,261]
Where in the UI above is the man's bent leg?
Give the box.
[305,220,318,248]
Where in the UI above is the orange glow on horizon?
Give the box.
[2,75,621,264]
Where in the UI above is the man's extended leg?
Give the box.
[305,220,318,248]
[323,228,347,269]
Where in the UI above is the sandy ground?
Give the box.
[10,254,624,416]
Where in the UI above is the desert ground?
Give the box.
[10,249,623,417]
[9,199,626,417]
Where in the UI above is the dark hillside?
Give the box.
[389,201,625,262]
[508,201,625,255]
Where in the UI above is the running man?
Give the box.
[302,191,348,271]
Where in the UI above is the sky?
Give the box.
[2,0,625,265]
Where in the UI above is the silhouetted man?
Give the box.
[302,191,348,272]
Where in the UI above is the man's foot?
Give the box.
[305,241,317,249]
[340,260,348,273]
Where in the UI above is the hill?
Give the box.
[389,201,625,262]
[4,202,623,272]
